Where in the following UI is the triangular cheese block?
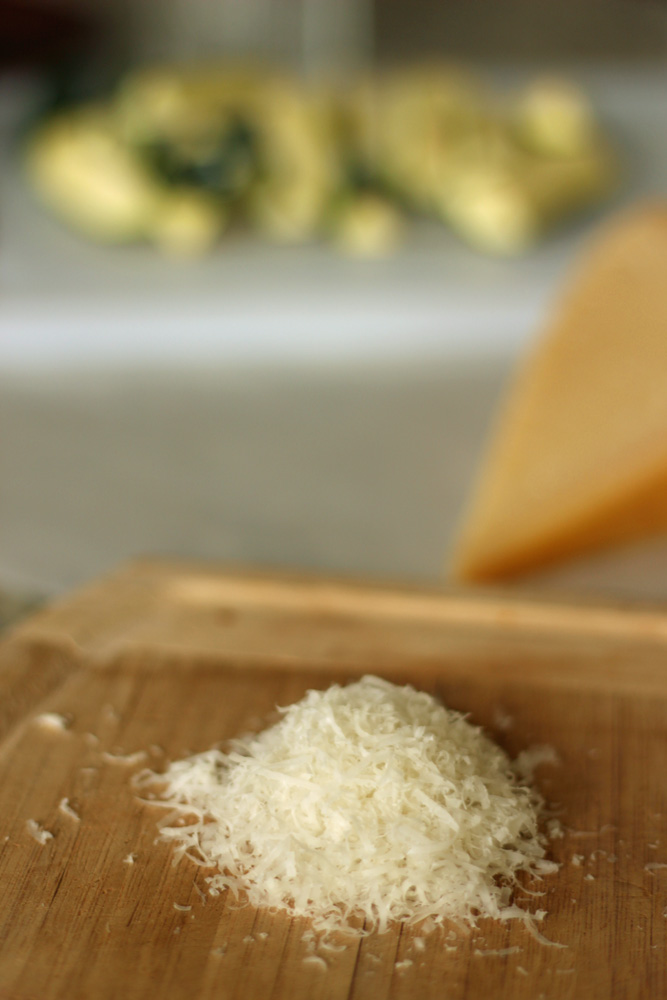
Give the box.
[452,202,667,582]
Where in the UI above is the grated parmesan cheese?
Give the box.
[137,676,557,937]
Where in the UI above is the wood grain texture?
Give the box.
[2,560,667,999]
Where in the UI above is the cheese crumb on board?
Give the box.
[546,819,564,840]
[474,946,522,957]
[35,712,70,731]
[514,745,559,781]
[58,798,80,821]
[137,676,557,937]
[26,820,53,845]
[302,955,328,971]
[493,708,514,731]
[102,750,147,767]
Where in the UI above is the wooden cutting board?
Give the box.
[2,559,667,1000]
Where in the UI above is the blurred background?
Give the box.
[2,0,667,622]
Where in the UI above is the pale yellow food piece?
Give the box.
[331,194,403,257]
[249,81,340,243]
[437,143,617,255]
[26,107,161,242]
[250,177,328,243]
[451,203,667,581]
[114,63,268,145]
[149,188,226,256]
[514,77,599,158]
[372,65,489,212]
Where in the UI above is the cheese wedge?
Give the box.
[452,202,667,582]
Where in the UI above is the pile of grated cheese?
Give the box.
[137,676,557,936]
